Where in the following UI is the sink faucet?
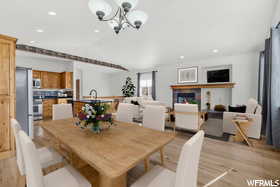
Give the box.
[89,89,97,100]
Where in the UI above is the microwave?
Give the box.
[33,79,41,89]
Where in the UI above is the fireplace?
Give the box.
[172,88,201,109]
[177,93,196,103]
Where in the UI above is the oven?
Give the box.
[33,78,41,89]
[33,99,43,120]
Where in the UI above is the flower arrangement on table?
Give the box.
[76,103,113,133]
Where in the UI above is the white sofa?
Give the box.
[123,96,166,120]
[223,98,262,139]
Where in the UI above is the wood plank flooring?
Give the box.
[1,131,279,187]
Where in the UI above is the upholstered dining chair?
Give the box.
[11,119,63,177]
[142,105,166,166]
[52,104,73,120]
[174,103,205,132]
[116,103,135,123]
[18,130,91,187]
[131,130,205,187]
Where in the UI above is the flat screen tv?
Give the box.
[207,69,230,83]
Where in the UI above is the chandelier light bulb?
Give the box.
[114,0,139,10]
[127,10,148,28]
[88,0,112,20]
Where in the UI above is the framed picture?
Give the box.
[177,67,198,83]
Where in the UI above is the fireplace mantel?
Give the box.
[170,83,235,89]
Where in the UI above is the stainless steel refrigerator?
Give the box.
[16,67,33,138]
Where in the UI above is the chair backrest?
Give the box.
[142,105,166,131]
[174,103,199,130]
[175,130,205,187]
[52,104,73,120]
[18,131,44,187]
[246,98,258,114]
[11,119,25,176]
[116,103,135,123]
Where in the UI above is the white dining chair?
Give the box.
[116,103,135,123]
[131,130,205,187]
[174,103,205,131]
[142,105,166,166]
[11,119,63,176]
[18,130,91,187]
[142,105,166,131]
[52,104,73,120]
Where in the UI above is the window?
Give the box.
[137,71,157,99]
[139,73,152,97]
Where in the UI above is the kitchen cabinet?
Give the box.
[34,70,72,89]
[0,34,16,160]
[43,99,57,119]
[41,71,61,89]
[73,101,85,116]
[32,70,41,79]
[61,72,73,89]
[57,98,68,104]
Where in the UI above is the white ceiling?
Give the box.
[0,0,278,70]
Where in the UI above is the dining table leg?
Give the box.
[160,148,164,166]
[99,173,127,187]
[144,157,150,172]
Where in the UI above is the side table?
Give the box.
[232,119,253,147]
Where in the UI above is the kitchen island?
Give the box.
[73,99,116,116]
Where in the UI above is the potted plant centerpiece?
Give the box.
[76,102,113,133]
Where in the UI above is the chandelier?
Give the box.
[88,0,148,34]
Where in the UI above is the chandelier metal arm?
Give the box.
[100,7,121,22]
[123,14,137,29]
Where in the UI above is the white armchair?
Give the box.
[223,98,262,139]
[174,103,205,132]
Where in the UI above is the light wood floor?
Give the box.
[1,131,279,187]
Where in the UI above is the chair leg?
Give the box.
[160,148,164,166]
[144,157,150,172]
[17,175,26,187]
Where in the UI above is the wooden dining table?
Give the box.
[39,118,175,187]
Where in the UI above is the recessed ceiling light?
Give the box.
[48,11,57,16]
[213,49,219,53]
[29,41,35,44]
[94,29,100,33]
[180,55,185,59]
[36,29,44,33]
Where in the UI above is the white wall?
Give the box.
[272,0,280,27]
[16,55,73,72]
[73,62,114,98]
[109,52,259,107]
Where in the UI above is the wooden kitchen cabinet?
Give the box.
[61,72,73,89]
[43,99,57,119]
[73,102,85,116]
[41,71,62,89]
[57,98,68,104]
[0,34,16,160]
[33,70,72,89]
[0,96,11,153]
[32,70,41,79]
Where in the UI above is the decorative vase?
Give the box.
[91,122,101,133]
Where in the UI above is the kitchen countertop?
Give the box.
[73,99,113,104]
[33,96,73,99]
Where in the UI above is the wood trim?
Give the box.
[16,44,128,71]
[0,150,15,160]
[170,83,235,89]
[0,34,17,42]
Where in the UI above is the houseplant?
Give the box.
[121,77,135,97]
[76,103,113,133]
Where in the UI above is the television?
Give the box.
[207,69,230,83]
